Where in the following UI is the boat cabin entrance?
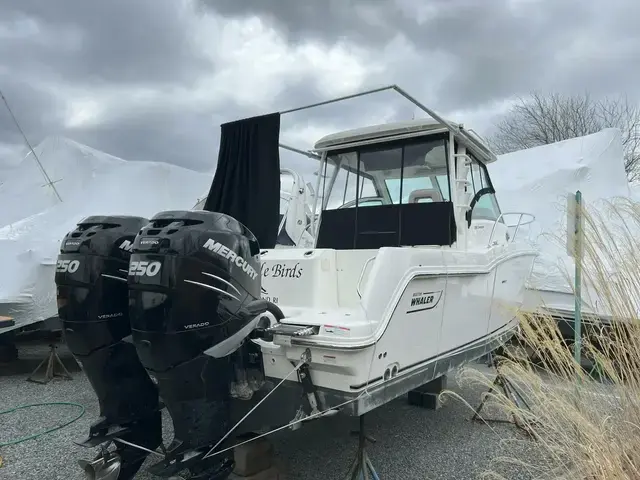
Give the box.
[313,120,501,250]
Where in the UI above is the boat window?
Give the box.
[316,134,457,250]
[435,175,450,200]
[403,140,448,204]
[322,137,450,210]
[473,194,501,221]
[464,154,501,221]
[383,141,449,204]
[362,140,449,205]
[337,197,385,209]
[322,151,382,210]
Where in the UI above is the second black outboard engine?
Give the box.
[128,210,269,480]
[55,215,163,480]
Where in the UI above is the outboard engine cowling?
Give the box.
[128,210,269,480]
[55,215,163,480]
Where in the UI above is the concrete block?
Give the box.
[418,375,448,394]
[233,435,274,477]
[407,390,443,409]
[407,375,447,409]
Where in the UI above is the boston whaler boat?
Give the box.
[54,85,537,480]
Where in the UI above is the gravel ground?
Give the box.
[0,341,544,480]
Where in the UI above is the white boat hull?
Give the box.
[253,243,537,415]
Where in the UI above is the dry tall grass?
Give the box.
[465,197,640,479]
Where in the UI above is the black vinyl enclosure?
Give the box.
[315,133,500,250]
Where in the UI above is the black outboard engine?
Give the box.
[128,210,269,480]
[55,216,163,480]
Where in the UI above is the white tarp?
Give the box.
[0,136,212,332]
[0,137,136,228]
[488,128,631,315]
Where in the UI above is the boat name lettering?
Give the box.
[411,294,434,307]
[203,239,258,280]
[261,262,303,279]
[407,290,442,313]
[261,287,278,304]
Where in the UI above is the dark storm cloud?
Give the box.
[65,106,221,172]
[0,0,209,86]
[200,0,408,47]
[2,0,639,174]
[273,81,419,135]
[0,0,212,163]
[408,0,640,109]
[202,0,640,111]
[68,99,323,176]
[0,77,65,147]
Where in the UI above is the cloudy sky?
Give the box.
[1,0,638,176]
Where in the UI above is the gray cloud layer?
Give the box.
[202,0,640,107]
[1,0,639,173]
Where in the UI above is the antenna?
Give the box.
[0,87,63,202]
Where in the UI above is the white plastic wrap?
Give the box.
[0,137,212,332]
[488,128,630,315]
[0,137,135,229]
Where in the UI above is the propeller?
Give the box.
[77,447,122,480]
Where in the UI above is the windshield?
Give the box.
[321,136,450,209]
[384,175,450,204]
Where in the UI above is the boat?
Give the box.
[254,117,539,416]
[487,128,631,340]
[55,85,538,480]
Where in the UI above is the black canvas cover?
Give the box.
[203,112,281,249]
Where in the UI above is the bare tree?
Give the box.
[488,92,640,180]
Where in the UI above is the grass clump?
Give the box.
[466,197,640,479]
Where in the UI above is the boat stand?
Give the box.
[26,343,73,384]
[343,415,380,480]
[471,355,536,438]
